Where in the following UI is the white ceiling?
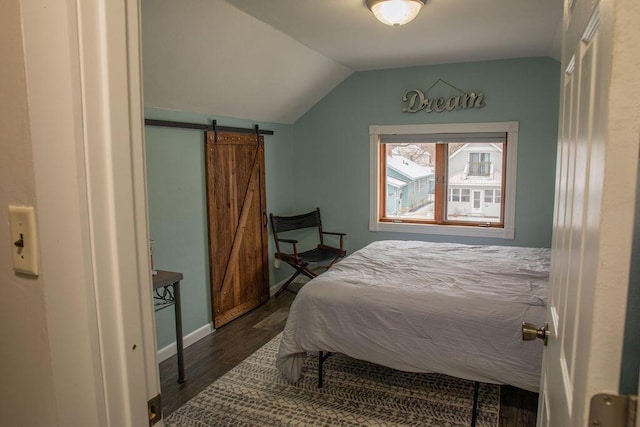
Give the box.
[227,0,563,71]
[141,0,563,124]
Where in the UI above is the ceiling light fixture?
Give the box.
[366,0,426,27]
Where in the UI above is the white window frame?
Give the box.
[369,121,518,239]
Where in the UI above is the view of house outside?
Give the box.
[385,142,503,223]
[385,143,435,219]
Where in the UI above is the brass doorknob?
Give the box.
[522,322,549,346]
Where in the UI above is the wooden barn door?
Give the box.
[206,130,269,328]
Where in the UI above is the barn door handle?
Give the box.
[522,322,549,346]
[263,212,268,227]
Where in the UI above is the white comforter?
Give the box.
[276,240,550,392]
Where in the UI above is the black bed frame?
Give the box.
[318,351,482,427]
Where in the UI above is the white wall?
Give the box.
[0,1,58,424]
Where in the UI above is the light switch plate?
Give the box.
[9,205,39,276]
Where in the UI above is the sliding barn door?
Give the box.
[206,131,269,328]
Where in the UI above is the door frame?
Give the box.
[22,0,159,425]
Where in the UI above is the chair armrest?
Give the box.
[276,238,298,257]
[322,231,346,236]
[277,238,298,244]
[321,231,345,250]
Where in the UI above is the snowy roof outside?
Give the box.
[386,176,407,189]
[448,171,502,186]
[449,143,503,161]
[387,155,433,180]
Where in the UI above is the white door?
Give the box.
[537,0,640,426]
[472,190,482,214]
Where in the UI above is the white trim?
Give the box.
[369,121,520,136]
[581,4,600,44]
[565,55,576,76]
[270,279,286,296]
[23,2,105,423]
[369,122,518,240]
[23,0,159,425]
[371,221,515,239]
[123,0,162,415]
[76,1,159,425]
[157,323,215,363]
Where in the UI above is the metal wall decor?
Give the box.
[402,79,485,113]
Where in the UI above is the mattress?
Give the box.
[276,240,551,392]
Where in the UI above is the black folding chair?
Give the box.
[270,208,346,297]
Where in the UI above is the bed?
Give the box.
[276,240,550,393]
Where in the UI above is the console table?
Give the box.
[152,270,185,383]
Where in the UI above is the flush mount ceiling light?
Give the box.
[366,0,426,26]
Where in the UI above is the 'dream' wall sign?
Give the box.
[402,79,485,114]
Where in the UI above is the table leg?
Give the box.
[173,281,186,383]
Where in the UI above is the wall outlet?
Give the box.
[9,205,39,276]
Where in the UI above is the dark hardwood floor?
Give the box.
[160,292,539,426]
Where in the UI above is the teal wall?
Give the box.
[146,57,561,350]
[291,57,560,251]
[145,107,294,349]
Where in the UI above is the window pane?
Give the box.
[468,152,491,176]
[447,142,503,223]
[473,190,482,209]
[484,189,494,203]
[383,143,435,220]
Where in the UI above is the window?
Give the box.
[460,189,470,202]
[468,152,491,176]
[485,189,494,203]
[483,189,502,203]
[369,122,518,239]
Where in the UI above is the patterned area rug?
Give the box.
[165,334,500,426]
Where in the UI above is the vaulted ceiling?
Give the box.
[141,0,563,124]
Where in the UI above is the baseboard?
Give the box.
[157,322,214,363]
[269,276,310,296]
[159,284,292,361]
[269,278,287,296]
[158,282,289,361]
